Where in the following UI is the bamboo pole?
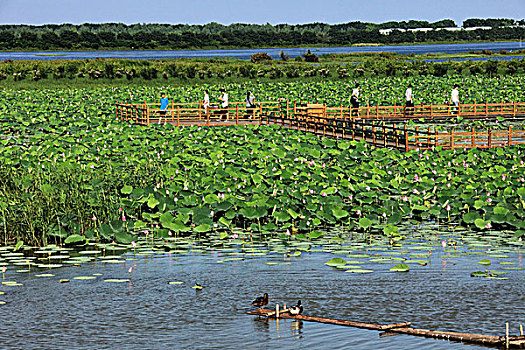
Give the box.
[247,309,509,348]
[506,323,509,349]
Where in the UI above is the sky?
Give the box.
[0,0,524,26]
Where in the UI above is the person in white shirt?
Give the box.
[203,90,210,113]
[450,84,459,114]
[245,91,256,119]
[218,89,229,120]
[350,83,360,116]
[405,84,414,115]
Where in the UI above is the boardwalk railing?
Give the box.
[306,101,525,121]
[410,127,525,150]
[116,100,525,151]
[116,101,283,127]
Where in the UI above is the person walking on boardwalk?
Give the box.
[450,84,459,115]
[159,92,169,124]
[350,83,360,116]
[405,84,414,115]
[203,90,210,114]
[245,91,256,119]
[218,88,229,120]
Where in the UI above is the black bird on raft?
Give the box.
[289,300,303,315]
[252,293,269,309]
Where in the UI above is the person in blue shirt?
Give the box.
[159,93,169,122]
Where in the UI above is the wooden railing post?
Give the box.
[488,129,492,148]
[236,104,239,125]
[206,106,210,126]
[394,102,397,119]
[508,126,512,146]
[286,99,290,121]
[393,123,397,148]
[404,124,408,152]
[383,122,387,147]
[472,127,475,148]
[177,105,180,127]
[146,103,150,127]
[513,101,516,117]
[485,101,488,116]
[430,103,433,120]
[450,129,454,149]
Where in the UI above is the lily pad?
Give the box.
[390,264,410,272]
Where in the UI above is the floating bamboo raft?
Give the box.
[247,308,525,349]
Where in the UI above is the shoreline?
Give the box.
[0,39,523,53]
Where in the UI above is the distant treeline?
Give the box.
[0,18,524,50]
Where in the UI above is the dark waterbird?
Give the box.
[289,300,303,315]
[252,293,269,309]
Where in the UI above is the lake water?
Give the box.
[1,229,524,349]
[1,41,524,61]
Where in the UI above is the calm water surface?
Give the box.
[1,238,524,349]
[1,41,524,61]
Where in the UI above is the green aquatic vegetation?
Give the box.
[390,264,410,272]
[1,81,525,246]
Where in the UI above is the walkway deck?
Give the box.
[115,100,525,151]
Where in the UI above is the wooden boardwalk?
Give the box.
[115,100,525,151]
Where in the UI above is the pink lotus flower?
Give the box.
[128,266,133,274]
[446,204,451,211]
[441,240,447,248]
[122,215,126,222]
[92,215,97,221]
[231,233,238,239]
[1,266,5,273]
[321,192,327,197]
[356,209,362,216]
[446,183,451,188]
[286,229,291,236]
[487,198,492,203]
[485,222,492,229]
[131,241,136,247]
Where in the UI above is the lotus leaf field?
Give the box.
[1,75,525,247]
